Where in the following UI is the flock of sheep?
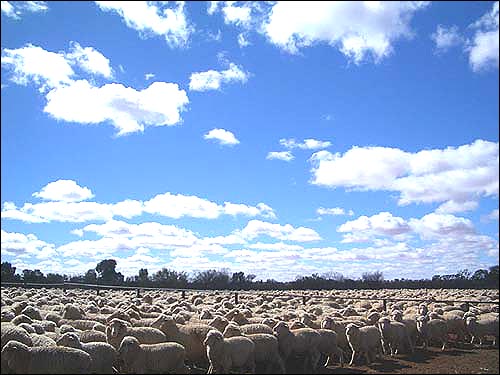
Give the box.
[1,287,498,374]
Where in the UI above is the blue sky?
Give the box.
[1,1,498,281]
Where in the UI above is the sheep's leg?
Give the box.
[310,350,321,372]
[349,350,357,366]
[275,356,286,375]
[470,336,475,344]
[441,340,446,351]
[365,351,371,365]
[324,354,332,367]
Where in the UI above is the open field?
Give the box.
[1,286,498,374]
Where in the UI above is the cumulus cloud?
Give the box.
[95,1,192,48]
[435,200,478,214]
[280,138,331,150]
[266,151,294,162]
[2,180,276,222]
[1,230,56,259]
[237,33,251,47]
[263,1,429,62]
[317,207,354,216]
[338,212,412,243]
[2,43,189,136]
[32,180,94,202]
[204,128,240,146]
[310,139,499,206]
[468,1,499,72]
[44,79,189,135]
[189,62,249,91]
[431,25,463,52]
[1,1,47,19]
[236,219,322,242]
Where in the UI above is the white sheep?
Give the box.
[118,335,189,374]
[153,315,212,368]
[57,332,118,374]
[273,321,322,373]
[465,316,499,346]
[1,323,33,348]
[106,318,166,349]
[377,317,413,356]
[221,325,285,374]
[317,328,344,367]
[416,315,448,351]
[1,339,92,374]
[30,333,57,347]
[345,323,383,366]
[204,329,255,374]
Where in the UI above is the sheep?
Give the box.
[320,317,350,355]
[62,304,85,320]
[221,325,285,374]
[20,306,43,321]
[416,316,448,351]
[391,311,419,346]
[106,318,166,350]
[30,333,57,347]
[377,317,413,356]
[345,323,383,366]
[11,314,33,326]
[273,321,322,373]
[465,316,499,346]
[317,328,344,367]
[79,329,107,343]
[1,339,92,374]
[58,319,106,332]
[209,316,230,332]
[204,329,255,374]
[1,323,33,349]
[57,332,118,374]
[154,315,213,367]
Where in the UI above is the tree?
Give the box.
[362,271,384,283]
[96,259,124,285]
[1,262,19,282]
[46,273,65,283]
[137,268,149,284]
[152,268,188,288]
[84,269,97,284]
[22,269,45,283]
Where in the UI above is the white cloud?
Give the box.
[468,1,499,72]
[237,219,321,242]
[44,79,189,135]
[280,138,331,150]
[223,202,276,219]
[263,1,429,62]
[66,42,113,79]
[317,207,354,216]
[222,2,252,26]
[266,151,294,162]
[310,139,499,206]
[1,230,56,259]
[32,179,94,202]
[204,128,240,146]
[431,25,463,52]
[1,44,75,91]
[237,33,251,47]
[1,1,47,19]
[145,73,155,80]
[409,213,475,240]
[95,1,192,48]
[487,208,499,221]
[435,200,478,214]
[338,212,412,241]
[189,62,249,91]
[207,1,220,15]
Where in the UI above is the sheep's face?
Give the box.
[416,316,428,333]
[273,322,289,336]
[465,317,477,330]
[204,330,223,347]
[109,320,127,337]
[118,337,140,359]
[345,324,359,337]
[321,317,334,330]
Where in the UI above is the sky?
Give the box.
[1,1,498,282]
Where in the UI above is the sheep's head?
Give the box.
[418,304,428,316]
[209,316,229,332]
[465,316,477,329]
[367,312,381,325]
[391,310,403,322]
[416,316,428,332]
[321,317,336,330]
[150,314,170,329]
[118,336,141,358]
[377,317,390,335]
[345,323,360,337]
[462,312,476,321]
[262,318,277,328]
[59,324,76,334]
[223,324,241,338]
[109,319,128,337]
[273,321,290,336]
[56,332,82,349]
[428,312,440,320]
[204,330,224,347]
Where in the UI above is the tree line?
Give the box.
[1,260,498,290]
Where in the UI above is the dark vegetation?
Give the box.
[1,260,498,290]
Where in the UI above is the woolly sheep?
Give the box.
[21,306,43,321]
[57,332,118,374]
[30,333,57,347]
[345,323,383,366]
[2,339,92,374]
[204,330,255,374]
[273,322,322,373]
[209,316,230,332]
[377,317,413,356]
[62,304,85,320]
[1,323,33,348]
[391,311,419,346]
[416,316,448,351]
[106,318,166,349]
[465,316,499,346]
[154,315,212,367]
[79,329,107,343]
[317,328,344,367]
[11,314,33,326]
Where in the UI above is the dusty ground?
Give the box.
[317,345,499,375]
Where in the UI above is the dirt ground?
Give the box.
[316,345,499,375]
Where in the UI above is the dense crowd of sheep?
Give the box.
[1,287,498,374]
